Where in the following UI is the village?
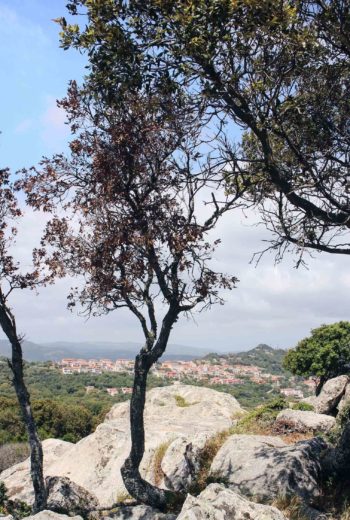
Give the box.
[57,357,315,399]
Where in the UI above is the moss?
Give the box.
[174,395,191,407]
[292,402,314,412]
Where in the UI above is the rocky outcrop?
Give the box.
[0,440,73,505]
[26,512,83,520]
[210,435,327,503]
[161,433,210,492]
[302,375,349,415]
[177,483,288,519]
[46,476,99,516]
[275,409,336,433]
[338,383,350,413]
[96,505,176,519]
[0,384,242,508]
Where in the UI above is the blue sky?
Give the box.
[0,0,85,171]
[0,1,349,352]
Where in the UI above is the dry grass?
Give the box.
[153,440,172,486]
[0,443,30,473]
[189,429,230,495]
[271,495,308,520]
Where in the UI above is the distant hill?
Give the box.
[203,344,287,374]
[0,339,212,362]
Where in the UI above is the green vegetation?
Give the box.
[0,358,165,445]
[204,345,286,375]
[231,397,287,435]
[292,402,314,412]
[283,322,350,393]
[174,395,190,407]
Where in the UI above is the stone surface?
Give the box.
[161,432,211,492]
[177,483,287,520]
[99,505,176,519]
[302,375,349,415]
[46,476,99,515]
[210,435,327,503]
[27,512,83,520]
[338,383,350,413]
[275,409,336,433]
[1,384,242,508]
[0,440,73,505]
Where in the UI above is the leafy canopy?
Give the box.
[57,0,350,262]
[283,321,350,383]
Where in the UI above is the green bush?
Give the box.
[292,402,314,412]
[231,397,287,435]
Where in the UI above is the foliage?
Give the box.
[283,322,350,390]
[292,402,314,412]
[57,0,350,261]
[203,344,286,375]
[231,397,287,435]
[0,481,7,507]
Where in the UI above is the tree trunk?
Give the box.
[121,308,184,511]
[0,306,47,513]
[315,375,326,396]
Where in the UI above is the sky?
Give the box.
[0,0,349,353]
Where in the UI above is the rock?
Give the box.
[338,383,350,413]
[46,476,99,516]
[0,440,73,505]
[302,375,349,415]
[210,435,327,503]
[161,432,211,492]
[177,483,288,519]
[275,409,336,433]
[26,512,83,520]
[0,516,14,519]
[99,505,176,519]
[1,385,242,508]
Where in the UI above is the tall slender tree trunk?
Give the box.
[121,309,183,511]
[0,306,47,513]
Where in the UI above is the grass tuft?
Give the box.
[153,440,172,486]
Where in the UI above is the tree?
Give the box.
[0,168,47,512]
[283,322,350,395]
[58,0,350,262]
[23,89,240,510]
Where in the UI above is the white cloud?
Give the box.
[1,202,349,353]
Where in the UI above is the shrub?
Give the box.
[292,402,314,412]
[231,397,287,435]
[0,482,8,507]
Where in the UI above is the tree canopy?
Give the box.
[283,321,350,394]
[58,0,350,262]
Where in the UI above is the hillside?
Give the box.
[203,344,287,374]
[0,340,211,362]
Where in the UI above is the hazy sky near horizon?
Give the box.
[1,0,349,353]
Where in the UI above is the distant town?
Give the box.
[57,357,316,400]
